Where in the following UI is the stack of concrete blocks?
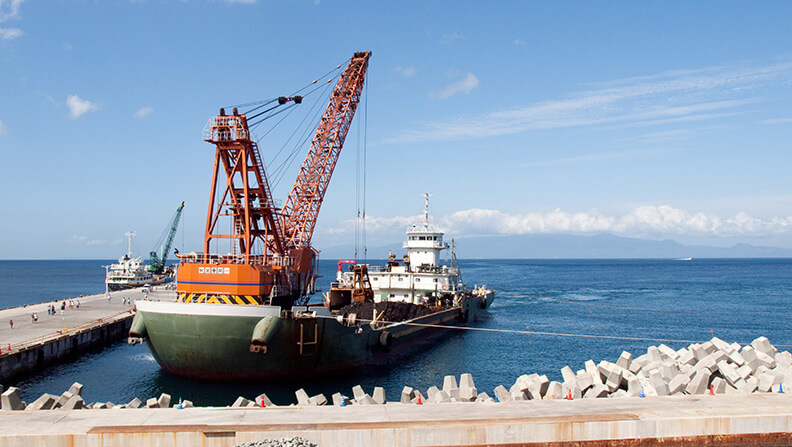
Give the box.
[421,373,491,404]
[1,386,25,411]
[543,336,791,401]
[348,385,379,405]
[232,396,257,408]
[145,393,171,409]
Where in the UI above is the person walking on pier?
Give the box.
[9,319,13,329]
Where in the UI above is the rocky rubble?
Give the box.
[234,437,316,447]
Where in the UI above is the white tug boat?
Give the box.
[105,232,154,291]
[333,194,494,309]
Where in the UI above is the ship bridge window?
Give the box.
[372,277,378,281]
[415,278,420,282]
[433,278,438,282]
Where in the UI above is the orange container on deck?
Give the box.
[177,263,273,297]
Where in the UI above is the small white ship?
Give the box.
[105,232,154,291]
[333,194,494,309]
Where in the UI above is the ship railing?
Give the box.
[176,252,294,267]
[203,116,250,142]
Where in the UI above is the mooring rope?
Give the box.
[314,314,792,348]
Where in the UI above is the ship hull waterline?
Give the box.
[132,297,491,381]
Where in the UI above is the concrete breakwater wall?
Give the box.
[2,335,792,446]
[0,312,133,384]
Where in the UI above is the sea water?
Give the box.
[2,258,791,406]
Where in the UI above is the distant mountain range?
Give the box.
[318,233,792,259]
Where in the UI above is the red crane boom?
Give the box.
[281,51,371,250]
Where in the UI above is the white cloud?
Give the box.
[764,117,792,124]
[394,66,417,78]
[69,235,107,246]
[0,27,21,39]
[66,95,98,119]
[514,38,526,46]
[442,32,464,43]
[428,73,479,100]
[442,206,792,238]
[391,61,792,143]
[326,205,792,240]
[0,120,6,135]
[522,148,677,168]
[134,106,154,118]
[225,0,256,3]
[0,0,25,40]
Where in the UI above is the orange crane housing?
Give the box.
[176,51,371,307]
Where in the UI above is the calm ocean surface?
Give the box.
[2,258,791,406]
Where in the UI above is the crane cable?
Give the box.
[241,59,349,125]
[312,314,792,348]
[226,57,351,110]
[354,62,370,262]
[267,79,336,189]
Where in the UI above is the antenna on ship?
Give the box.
[124,231,136,258]
[423,192,431,229]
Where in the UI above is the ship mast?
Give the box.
[423,192,430,229]
[124,231,135,258]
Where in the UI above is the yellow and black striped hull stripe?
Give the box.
[179,293,261,305]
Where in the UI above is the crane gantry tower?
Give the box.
[176,51,371,307]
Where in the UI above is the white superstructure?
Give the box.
[336,194,472,305]
[105,232,154,291]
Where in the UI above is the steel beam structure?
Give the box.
[281,51,371,250]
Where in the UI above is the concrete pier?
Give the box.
[0,393,791,446]
[0,287,169,383]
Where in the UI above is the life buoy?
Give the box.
[442,285,448,290]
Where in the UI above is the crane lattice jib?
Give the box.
[281,51,371,250]
[149,201,185,274]
[203,112,285,260]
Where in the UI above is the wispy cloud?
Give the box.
[0,120,6,136]
[224,0,256,4]
[514,38,526,46]
[394,66,417,78]
[522,148,677,167]
[69,235,107,246]
[442,32,465,43]
[327,205,792,240]
[66,95,98,119]
[0,0,25,40]
[764,117,792,125]
[37,91,58,107]
[389,61,792,143]
[134,106,154,118]
[428,73,479,100]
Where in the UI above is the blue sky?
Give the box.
[1,0,791,259]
